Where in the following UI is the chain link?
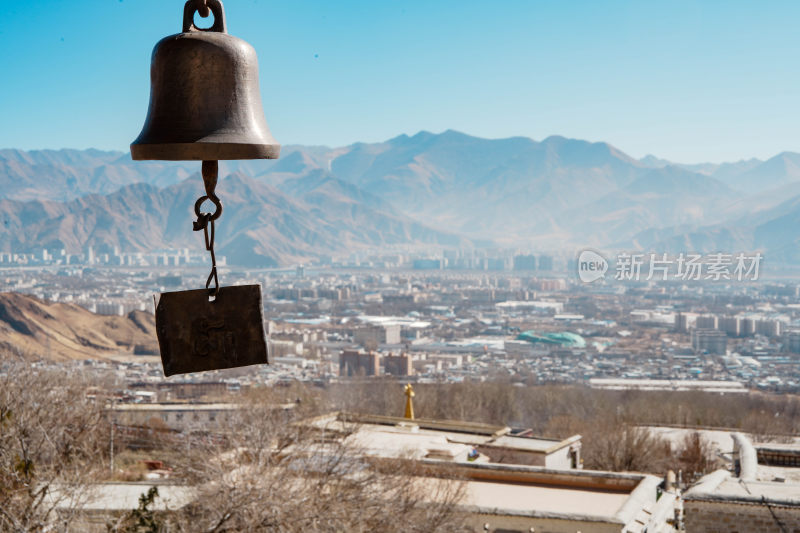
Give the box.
[193,161,221,298]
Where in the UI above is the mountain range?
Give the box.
[4,130,800,265]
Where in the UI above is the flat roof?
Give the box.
[55,467,654,525]
[485,435,573,453]
[590,379,747,393]
[111,402,296,412]
[706,478,800,505]
[590,378,745,388]
[306,413,580,457]
[685,470,800,506]
[755,465,800,484]
[417,461,660,525]
[47,483,195,511]
[337,412,509,437]
[459,479,629,519]
[345,427,472,461]
[112,403,240,411]
[756,442,800,453]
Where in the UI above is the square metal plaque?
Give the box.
[155,284,269,377]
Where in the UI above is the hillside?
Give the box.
[0,149,196,202]
[0,173,465,266]
[0,292,157,361]
[257,131,749,245]
[7,132,800,261]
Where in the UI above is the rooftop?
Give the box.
[111,402,240,411]
[685,470,800,506]
[486,434,580,454]
[517,331,586,348]
[47,483,195,512]
[458,478,629,518]
[302,412,581,462]
[420,461,666,527]
[590,378,747,392]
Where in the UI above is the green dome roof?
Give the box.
[517,331,586,348]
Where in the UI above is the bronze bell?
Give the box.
[131,0,274,377]
[131,0,280,160]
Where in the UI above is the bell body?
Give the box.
[131,0,280,161]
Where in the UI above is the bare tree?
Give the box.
[150,399,467,532]
[675,431,718,483]
[578,418,671,473]
[2,363,464,532]
[0,362,109,532]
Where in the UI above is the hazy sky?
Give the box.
[2,0,800,163]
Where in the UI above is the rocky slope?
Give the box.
[0,292,157,361]
[8,131,800,261]
[0,172,465,266]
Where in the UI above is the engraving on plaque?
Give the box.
[155,285,267,376]
[192,317,237,363]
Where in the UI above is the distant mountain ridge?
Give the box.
[0,148,194,201]
[0,172,464,266]
[5,131,800,264]
[622,191,800,263]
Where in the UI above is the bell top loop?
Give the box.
[132,0,280,161]
[183,0,226,33]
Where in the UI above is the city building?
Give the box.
[691,329,727,355]
[537,255,554,271]
[354,324,402,348]
[589,379,747,393]
[513,254,536,271]
[301,411,677,533]
[383,352,413,376]
[339,349,381,377]
[695,315,718,330]
[517,331,586,349]
[756,319,782,338]
[718,316,742,337]
[684,470,800,532]
[787,331,800,354]
[674,312,696,333]
[110,402,239,431]
[684,433,800,532]
[412,258,443,270]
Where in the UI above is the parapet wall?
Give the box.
[685,500,800,533]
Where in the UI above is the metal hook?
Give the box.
[194,161,223,223]
[194,195,222,224]
[195,0,210,18]
[192,160,222,299]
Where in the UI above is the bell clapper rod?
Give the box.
[201,160,219,201]
[193,160,222,299]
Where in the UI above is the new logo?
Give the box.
[577,250,608,283]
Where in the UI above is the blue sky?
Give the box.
[1,0,799,163]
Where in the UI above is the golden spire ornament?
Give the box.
[404,383,415,420]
